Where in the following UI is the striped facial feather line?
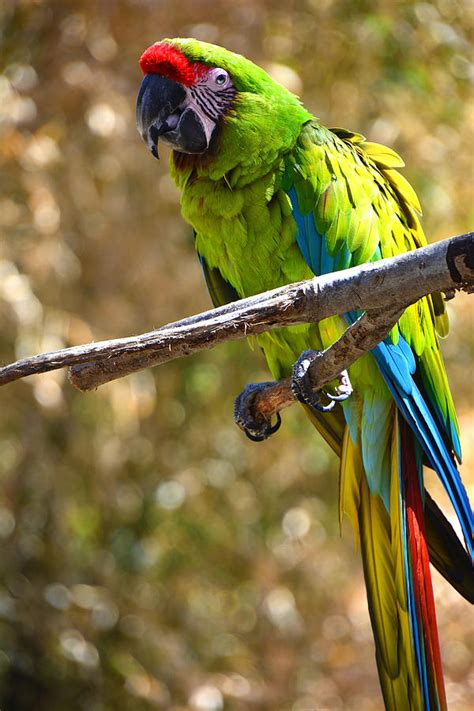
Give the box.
[191,87,222,121]
[190,84,236,121]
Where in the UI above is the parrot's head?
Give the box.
[136,38,312,169]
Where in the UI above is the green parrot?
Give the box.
[136,39,473,710]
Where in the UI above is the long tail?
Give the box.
[341,415,447,710]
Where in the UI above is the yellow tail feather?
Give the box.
[339,426,363,544]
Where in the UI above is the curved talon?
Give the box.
[326,392,349,402]
[299,392,336,412]
[234,383,282,442]
[317,398,336,412]
[326,390,351,403]
[243,412,281,442]
[265,411,282,436]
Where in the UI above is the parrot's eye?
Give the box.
[209,68,229,88]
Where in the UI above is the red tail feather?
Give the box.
[402,422,447,710]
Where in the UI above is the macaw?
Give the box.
[136,39,474,709]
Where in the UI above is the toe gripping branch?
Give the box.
[292,351,352,412]
[233,306,404,442]
[233,354,353,442]
[234,381,286,442]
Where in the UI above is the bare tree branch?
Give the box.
[0,233,471,402]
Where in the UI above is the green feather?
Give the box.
[384,168,422,214]
[363,142,406,169]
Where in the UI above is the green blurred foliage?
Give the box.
[0,1,473,709]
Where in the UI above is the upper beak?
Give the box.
[136,73,211,157]
[136,74,187,158]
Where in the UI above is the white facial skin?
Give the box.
[205,67,232,89]
[159,67,234,152]
[187,68,233,146]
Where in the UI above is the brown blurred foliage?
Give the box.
[0,1,473,709]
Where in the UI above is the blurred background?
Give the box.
[0,1,473,709]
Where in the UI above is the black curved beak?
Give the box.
[136,74,209,157]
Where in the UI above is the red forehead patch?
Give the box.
[139,43,205,86]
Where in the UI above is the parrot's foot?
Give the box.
[234,383,282,442]
[330,369,353,401]
[291,350,353,412]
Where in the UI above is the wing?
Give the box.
[283,122,472,554]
